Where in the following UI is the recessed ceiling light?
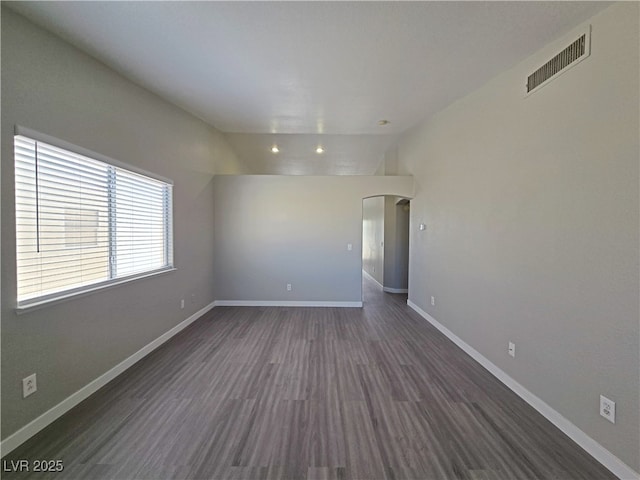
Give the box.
[378,119,390,126]
[316,146,324,154]
[271,145,279,153]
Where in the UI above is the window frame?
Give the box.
[14,126,175,312]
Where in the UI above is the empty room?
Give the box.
[1,2,638,479]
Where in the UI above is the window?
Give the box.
[14,131,173,308]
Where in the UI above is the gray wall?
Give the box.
[397,3,639,471]
[383,198,409,291]
[212,176,413,303]
[362,197,385,285]
[1,9,247,440]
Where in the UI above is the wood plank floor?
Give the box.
[2,276,615,480]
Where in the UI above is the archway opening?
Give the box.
[361,195,410,305]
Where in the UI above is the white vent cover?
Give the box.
[526,26,591,95]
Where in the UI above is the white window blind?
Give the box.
[15,134,173,307]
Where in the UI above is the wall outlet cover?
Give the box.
[600,395,616,423]
[23,373,37,398]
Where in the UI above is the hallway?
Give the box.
[362,270,407,307]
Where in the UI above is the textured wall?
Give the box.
[397,3,639,471]
[212,176,413,304]
[1,9,246,440]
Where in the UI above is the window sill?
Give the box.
[15,267,177,315]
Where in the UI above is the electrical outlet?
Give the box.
[180,299,185,309]
[191,294,196,304]
[430,296,435,306]
[23,374,37,398]
[508,341,516,357]
[286,283,292,291]
[347,243,353,251]
[600,395,615,423]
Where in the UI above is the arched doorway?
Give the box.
[362,195,410,304]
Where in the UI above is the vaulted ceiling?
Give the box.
[7,1,610,174]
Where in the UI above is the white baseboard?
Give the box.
[362,269,383,289]
[362,269,407,294]
[383,287,408,294]
[214,300,362,308]
[406,300,639,480]
[0,301,216,458]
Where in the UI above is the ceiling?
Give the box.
[7,1,610,175]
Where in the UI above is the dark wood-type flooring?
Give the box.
[2,277,615,479]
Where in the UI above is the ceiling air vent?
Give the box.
[526,26,591,95]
